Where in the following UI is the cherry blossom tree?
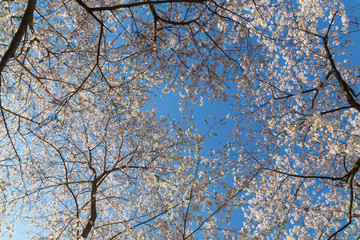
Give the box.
[0,0,359,239]
[229,1,360,239]
[0,0,245,238]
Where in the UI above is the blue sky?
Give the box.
[10,87,237,239]
[9,0,360,239]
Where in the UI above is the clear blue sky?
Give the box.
[10,0,360,238]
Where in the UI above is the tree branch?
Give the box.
[322,37,360,112]
[0,0,37,74]
[79,0,206,12]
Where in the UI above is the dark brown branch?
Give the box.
[322,17,360,112]
[272,88,319,101]
[149,1,159,42]
[185,187,246,239]
[345,157,360,183]
[266,157,360,185]
[154,11,199,25]
[109,204,180,240]
[79,0,206,12]
[320,106,351,115]
[0,0,37,74]
[266,157,360,239]
[1,105,40,125]
[81,180,98,238]
[328,173,355,239]
[182,156,202,238]
[0,95,21,162]
[264,168,345,182]
[323,39,360,111]
[74,0,109,30]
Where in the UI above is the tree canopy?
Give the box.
[0,0,359,239]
